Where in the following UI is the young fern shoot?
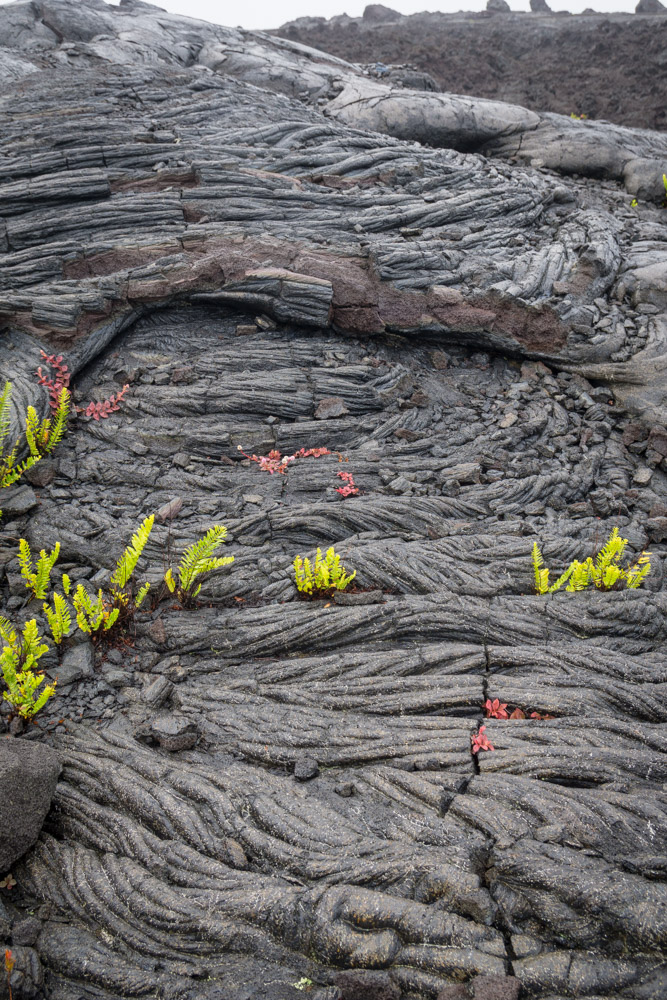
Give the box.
[110,514,155,609]
[532,528,651,594]
[294,546,356,596]
[17,540,60,600]
[72,585,119,634]
[165,525,234,605]
[43,592,72,645]
[0,616,55,719]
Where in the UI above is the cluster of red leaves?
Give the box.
[37,352,70,409]
[79,384,130,421]
[335,470,359,497]
[471,725,494,754]
[36,350,130,420]
[483,698,554,721]
[237,445,333,475]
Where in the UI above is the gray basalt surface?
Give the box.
[0,2,666,999]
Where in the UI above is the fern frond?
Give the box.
[1,452,40,488]
[17,538,33,582]
[43,592,72,644]
[73,585,118,633]
[293,546,355,594]
[18,539,60,599]
[177,525,229,592]
[0,381,11,453]
[135,583,151,608]
[24,406,42,457]
[45,387,70,453]
[110,514,155,592]
[2,619,55,719]
[594,527,626,574]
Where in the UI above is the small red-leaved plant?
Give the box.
[483,698,508,719]
[483,698,553,721]
[471,725,494,754]
[37,351,129,420]
[237,445,332,475]
[335,470,359,497]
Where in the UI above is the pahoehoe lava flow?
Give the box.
[0,2,666,999]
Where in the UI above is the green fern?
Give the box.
[135,583,151,608]
[293,546,356,595]
[164,525,234,604]
[532,528,652,594]
[72,585,119,634]
[110,514,155,601]
[1,618,55,719]
[17,539,60,599]
[1,382,70,503]
[43,592,72,644]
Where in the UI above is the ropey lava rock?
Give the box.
[0,739,61,872]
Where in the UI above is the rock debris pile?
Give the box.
[0,2,666,999]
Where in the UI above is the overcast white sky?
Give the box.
[0,0,639,32]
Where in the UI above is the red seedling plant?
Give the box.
[237,445,332,475]
[335,471,359,497]
[483,698,508,719]
[37,350,129,420]
[483,699,553,721]
[471,725,494,754]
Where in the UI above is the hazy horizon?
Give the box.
[0,0,641,32]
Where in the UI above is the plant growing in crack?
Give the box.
[164,525,234,607]
[37,351,130,421]
[471,725,494,754]
[293,546,356,596]
[532,528,651,593]
[17,540,60,600]
[1,378,70,521]
[237,445,332,475]
[0,617,55,720]
[335,470,359,497]
[483,698,553,721]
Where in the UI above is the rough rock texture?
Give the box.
[1,3,667,1000]
[0,739,61,871]
[275,9,667,130]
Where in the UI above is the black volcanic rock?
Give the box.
[363,4,400,22]
[0,740,61,871]
[1,3,667,1000]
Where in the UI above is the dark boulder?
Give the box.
[0,740,60,872]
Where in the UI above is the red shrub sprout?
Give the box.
[37,350,129,420]
[237,445,332,475]
[471,725,494,754]
[335,470,359,497]
[483,698,508,719]
[483,699,554,721]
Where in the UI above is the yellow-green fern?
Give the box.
[532,528,651,594]
[1,618,55,719]
[110,514,154,603]
[17,539,60,600]
[293,546,356,595]
[165,525,234,604]
[43,592,72,644]
[72,585,119,634]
